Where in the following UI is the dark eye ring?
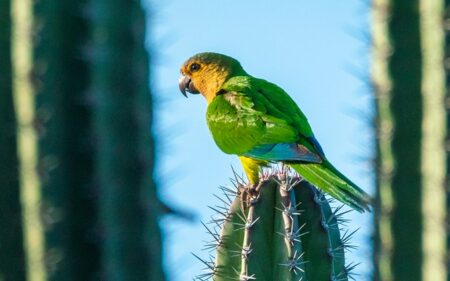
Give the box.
[190,63,201,72]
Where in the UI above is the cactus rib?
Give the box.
[196,168,354,281]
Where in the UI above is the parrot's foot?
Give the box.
[240,181,264,209]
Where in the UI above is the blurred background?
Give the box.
[0,0,448,281]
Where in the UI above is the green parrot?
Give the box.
[179,52,371,212]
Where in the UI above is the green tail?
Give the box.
[291,161,371,212]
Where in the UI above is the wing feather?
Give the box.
[206,76,326,161]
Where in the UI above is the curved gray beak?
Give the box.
[178,74,200,97]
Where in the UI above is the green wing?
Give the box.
[206,75,322,161]
[206,75,371,212]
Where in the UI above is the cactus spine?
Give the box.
[197,169,352,281]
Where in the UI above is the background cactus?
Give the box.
[445,3,450,279]
[91,0,164,280]
[2,0,166,279]
[372,0,447,280]
[32,0,101,278]
[196,168,354,281]
[0,0,27,279]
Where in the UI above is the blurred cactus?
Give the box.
[0,0,27,279]
[196,169,354,281]
[372,0,447,280]
[91,0,165,280]
[2,0,165,279]
[32,0,101,279]
[445,3,450,280]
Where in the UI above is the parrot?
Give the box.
[178,52,371,212]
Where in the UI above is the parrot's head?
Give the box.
[179,52,246,102]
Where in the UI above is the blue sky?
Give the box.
[148,0,374,280]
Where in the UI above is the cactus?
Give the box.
[372,0,447,280]
[444,3,450,281]
[195,168,354,281]
[1,0,165,279]
[0,0,27,279]
[91,0,165,280]
[31,0,101,278]
[443,1,450,281]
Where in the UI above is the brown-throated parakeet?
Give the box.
[178,52,371,212]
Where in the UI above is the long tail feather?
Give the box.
[290,161,371,212]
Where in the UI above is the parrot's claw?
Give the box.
[250,181,265,194]
[239,182,264,209]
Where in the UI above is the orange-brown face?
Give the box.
[178,60,203,97]
[179,52,245,102]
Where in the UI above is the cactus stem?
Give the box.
[204,171,352,281]
[240,193,257,280]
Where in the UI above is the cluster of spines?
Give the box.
[194,167,358,281]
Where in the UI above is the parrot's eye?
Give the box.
[190,63,201,72]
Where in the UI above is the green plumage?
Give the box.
[206,75,371,212]
[207,76,313,155]
[179,52,370,212]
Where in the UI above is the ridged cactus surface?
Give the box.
[91,0,164,280]
[196,169,354,281]
[0,0,27,278]
[372,0,447,280]
[32,0,100,278]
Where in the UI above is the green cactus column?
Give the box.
[389,2,424,279]
[32,0,100,279]
[372,1,394,280]
[11,0,47,279]
[0,0,27,279]
[444,1,450,280]
[91,0,164,280]
[420,0,446,280]
[372,0,447,280]
[197,170,352,281]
